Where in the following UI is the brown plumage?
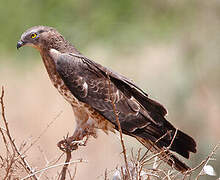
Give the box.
[17,26,197,172]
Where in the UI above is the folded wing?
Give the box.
[50,50,196,172]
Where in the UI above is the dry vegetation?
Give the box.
[1,86,219,180]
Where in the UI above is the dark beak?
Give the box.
[17,41,25,49]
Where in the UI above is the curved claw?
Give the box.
[57,139,78,152]
[57,135,89,152]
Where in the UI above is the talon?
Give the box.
[71,136,88,146]
[57,135,89,152]
[71,140,86,146]
[57,138,78,152]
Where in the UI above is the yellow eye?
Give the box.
[31,33,37,39]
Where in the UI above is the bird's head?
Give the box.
[17,26,66,52]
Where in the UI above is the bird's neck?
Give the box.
[39,49,58,80]
[38,35,81,87]
[41,34,81,55]
[52,41,81,54]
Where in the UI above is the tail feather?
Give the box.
[138,109,197,159]
[134,135,191,172]
[170,130,197,158]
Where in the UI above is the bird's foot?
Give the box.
[57,136,89,152]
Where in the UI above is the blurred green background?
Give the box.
[0,0,219,179]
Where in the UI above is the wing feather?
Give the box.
[68,53,168,117]
[50,50,196,172]
[54,52,160,131]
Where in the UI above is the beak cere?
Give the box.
[17,41,24,49]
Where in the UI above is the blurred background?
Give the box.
[0,0,220,179]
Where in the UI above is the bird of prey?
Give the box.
[17,26,196,173]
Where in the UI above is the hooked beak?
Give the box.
[17,41,25,49]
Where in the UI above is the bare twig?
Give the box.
[193,141,220,179]
[140,128,178,169]
[21,159,87,180]
[51,153,65,166]
[60,151,72,180]
[0,124,10,155]
[177,141,220,180]
[72,164,77,179]
[22,110,63,155]
[142,150,168,165]
[3,151,16,180]
[67,168,74,180]
[121,166,126,180]
[167,129,178,150]
[0,86,38,180]
[140,130,172,162]
[107,75,131,179]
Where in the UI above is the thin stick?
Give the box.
[21,159,87,180]
[3,151,15,180]
[60,151,72,180]
[22,110,63,155]
[193,141,220,178]
[107,75,131,179]
[0,86,38,180]
[0,125,10,154]
[51,153,65,166]
[72,164,77,179]
[180,142,220,179]
[167,129,178,150]
[140,130,172,162]
[142,150,167,165]
[141,129,178,169]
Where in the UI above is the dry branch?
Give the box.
[107,74,131,179]
[22,110,63,156]
[193,141,220,179]
[1,83,219,179]
[0,86,38,180]
[21,159,87,180]
[59,151,72,180]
